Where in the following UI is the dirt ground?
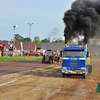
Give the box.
[0,58,50,76]
[0,59,100,100]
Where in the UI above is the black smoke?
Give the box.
[63,0,100,44]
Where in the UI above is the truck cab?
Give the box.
[62,45,89,79]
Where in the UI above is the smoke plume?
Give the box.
[48,25,64,37]
[63,0,100,44]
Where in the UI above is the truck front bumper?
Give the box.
[62,69,86,74]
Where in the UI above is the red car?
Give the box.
[37,52,43,56]
[25,52,40,56]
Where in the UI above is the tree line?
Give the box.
[15,34,75,45]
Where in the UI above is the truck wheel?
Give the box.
[86,70,88,77]
[83,73,86,79]
[62,73,65,78]
[50,60,52,64]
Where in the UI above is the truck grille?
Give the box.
[70,60,78,68]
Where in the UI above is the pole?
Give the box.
[13,26,15,57]
[28,23,33,56]
[13,25,17,57]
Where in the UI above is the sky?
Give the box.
[0,0,75,41]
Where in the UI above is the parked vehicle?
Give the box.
[25,52,40,56]
[37,52,43,56]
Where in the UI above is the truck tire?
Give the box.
[62,73,65,78]
[83,73,86,79]
[86,69,88,77]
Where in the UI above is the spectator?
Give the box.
[57,55,60,65]
[55,54,57,65]
[23,51,25,56]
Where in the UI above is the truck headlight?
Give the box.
[81,67,86,70]
[63,58,69,60]
[63,67,67,70]
[79,58,86,60]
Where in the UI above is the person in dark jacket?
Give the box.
[57,55,60,65]
[54,54,57,65]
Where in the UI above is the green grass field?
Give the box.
[0,56,43,61]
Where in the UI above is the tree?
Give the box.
[51,40,75,44]
[33,36,41,45]
[68,40,75,44]
[41,38,50,43]
[51,40,65,43]
[23,37,32,42]
[15,34,32,42]
[15,34,24,41]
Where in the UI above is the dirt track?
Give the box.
[0,59,100,100]
[0,58,50,76]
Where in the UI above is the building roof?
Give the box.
[2,41,36,51]
[87,44,100,53]
[41,43,100,53]
[2,41,100,52]
[41,43,65,51]
[37,45,41,49]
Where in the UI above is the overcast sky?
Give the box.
[0,0,75,41]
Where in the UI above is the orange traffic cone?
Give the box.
[38,56,39,58]
[4,58,6,61]
[15,57,17,60]
[31,57,33,59]
[25,56,26,60]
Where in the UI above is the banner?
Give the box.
[20,42,23,51]
[47,37,65,41]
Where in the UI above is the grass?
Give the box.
[34,64,55,71]
[0,56,43,61]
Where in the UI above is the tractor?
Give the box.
[42,50,54,64]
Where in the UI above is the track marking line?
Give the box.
[45,87,61,100]
[0,75,33,87]
[0,79,18,87]
[4,96,12,100]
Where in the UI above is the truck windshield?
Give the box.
[63,50,85,57]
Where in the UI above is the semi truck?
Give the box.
[62,44,92,79]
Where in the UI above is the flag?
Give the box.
[47,37,65,41]
[47,37,51,40]
[8,41,10,48]
[53,37,57,40]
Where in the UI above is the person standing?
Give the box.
[54,54,57,65]
[57,55,60,65]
